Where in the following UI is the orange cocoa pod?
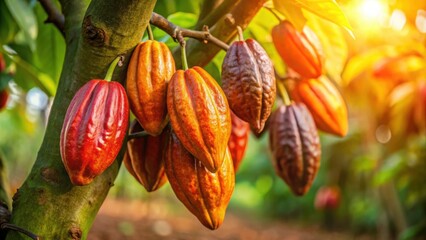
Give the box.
[291,76,348,137]
[126,40,175,136]
[167,66,231,173]
[272,21,323,78]
[222,38,276,133]
[165,131,235,230]
[124,120,168,192]
[228,111,250,171]
[269,102,321,196]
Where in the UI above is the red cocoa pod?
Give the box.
[228,111,250,171]
[222,38,276,134]
[126,40,175,136]
[165,131,235,230]
[60,80,129,186]
[0,53,5,72]
[291,76,348,137]
[167,66,231,173]
[269,102,321,196]
[124,120,168,192]
[272,21,323,78]
[315,186,341,210]
[0,89,8,110]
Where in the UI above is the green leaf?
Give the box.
[305,12,348,84]
[298,0,352,34]
[275,0,353,36]
[167,12,198,28]
[0,0,19,44]
[34,3,65,84]
[5,0,38,50]
[4,53,56,96]
[273,0,306,31]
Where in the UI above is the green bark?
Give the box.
[7,0,157,239]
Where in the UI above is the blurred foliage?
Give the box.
[0,0,426,239]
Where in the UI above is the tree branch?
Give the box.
[195,0,241,30]
[150,12,229,51]
[173,0,267,68]
[38,0,65,36]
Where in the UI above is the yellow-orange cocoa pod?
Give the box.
[165,131,235,230]
[124,120,168,192]
[291,77,348,137]
[272,21,323,78]
[167,66,231,173]
[126,40,175,136]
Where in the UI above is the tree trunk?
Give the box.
[7,0,157,239]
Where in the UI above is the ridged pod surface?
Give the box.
[126,40,175,136]
[291,77,348,137]
[124,120,168,192]
[222,39,276,133]
[60,80,129,185]
[269,102,321,196]
[164,131,235,230]
[228,111,250,171]
[272,21,323,78]
[167,66,231,173]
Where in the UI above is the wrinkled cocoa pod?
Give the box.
[269,102,321,196]
[60,80,129,185]
[222,39,276,134]
[165,131,235,230]
[124,120,168,192]
[251,116,270,139]
[291,77,348,137]
[167,66,231,173]
[228,111,250,171]
[126,40,175,136]
[272,21,323,78]
[0,90,8,111]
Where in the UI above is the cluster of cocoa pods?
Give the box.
[266,20,349,196]
[59,20,349,230]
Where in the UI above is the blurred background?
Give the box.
[0,0,425,239]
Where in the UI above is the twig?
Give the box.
[150,12,229,51]
[38,0,65,36]
[195,0,240,30]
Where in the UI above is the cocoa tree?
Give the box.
[2,0,360,239]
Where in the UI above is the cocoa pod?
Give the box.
[60,80,129,185]
[222,38,276,134]
[272,21,323,78]
[228,111,250,171]
[315,186,341,210]
[165,131,235,230]
[0,90,8,111]
[291,77,348,137]
[126,40,175,136]
[124,120,168,192]
[269,102,321,196]
[0,53,5,72]
[167,66,231,173]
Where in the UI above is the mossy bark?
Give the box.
[7,0,157,239]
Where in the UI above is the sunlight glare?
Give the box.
[357,0,389,25]
[389,9,406,31]
[416,10,426,33]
